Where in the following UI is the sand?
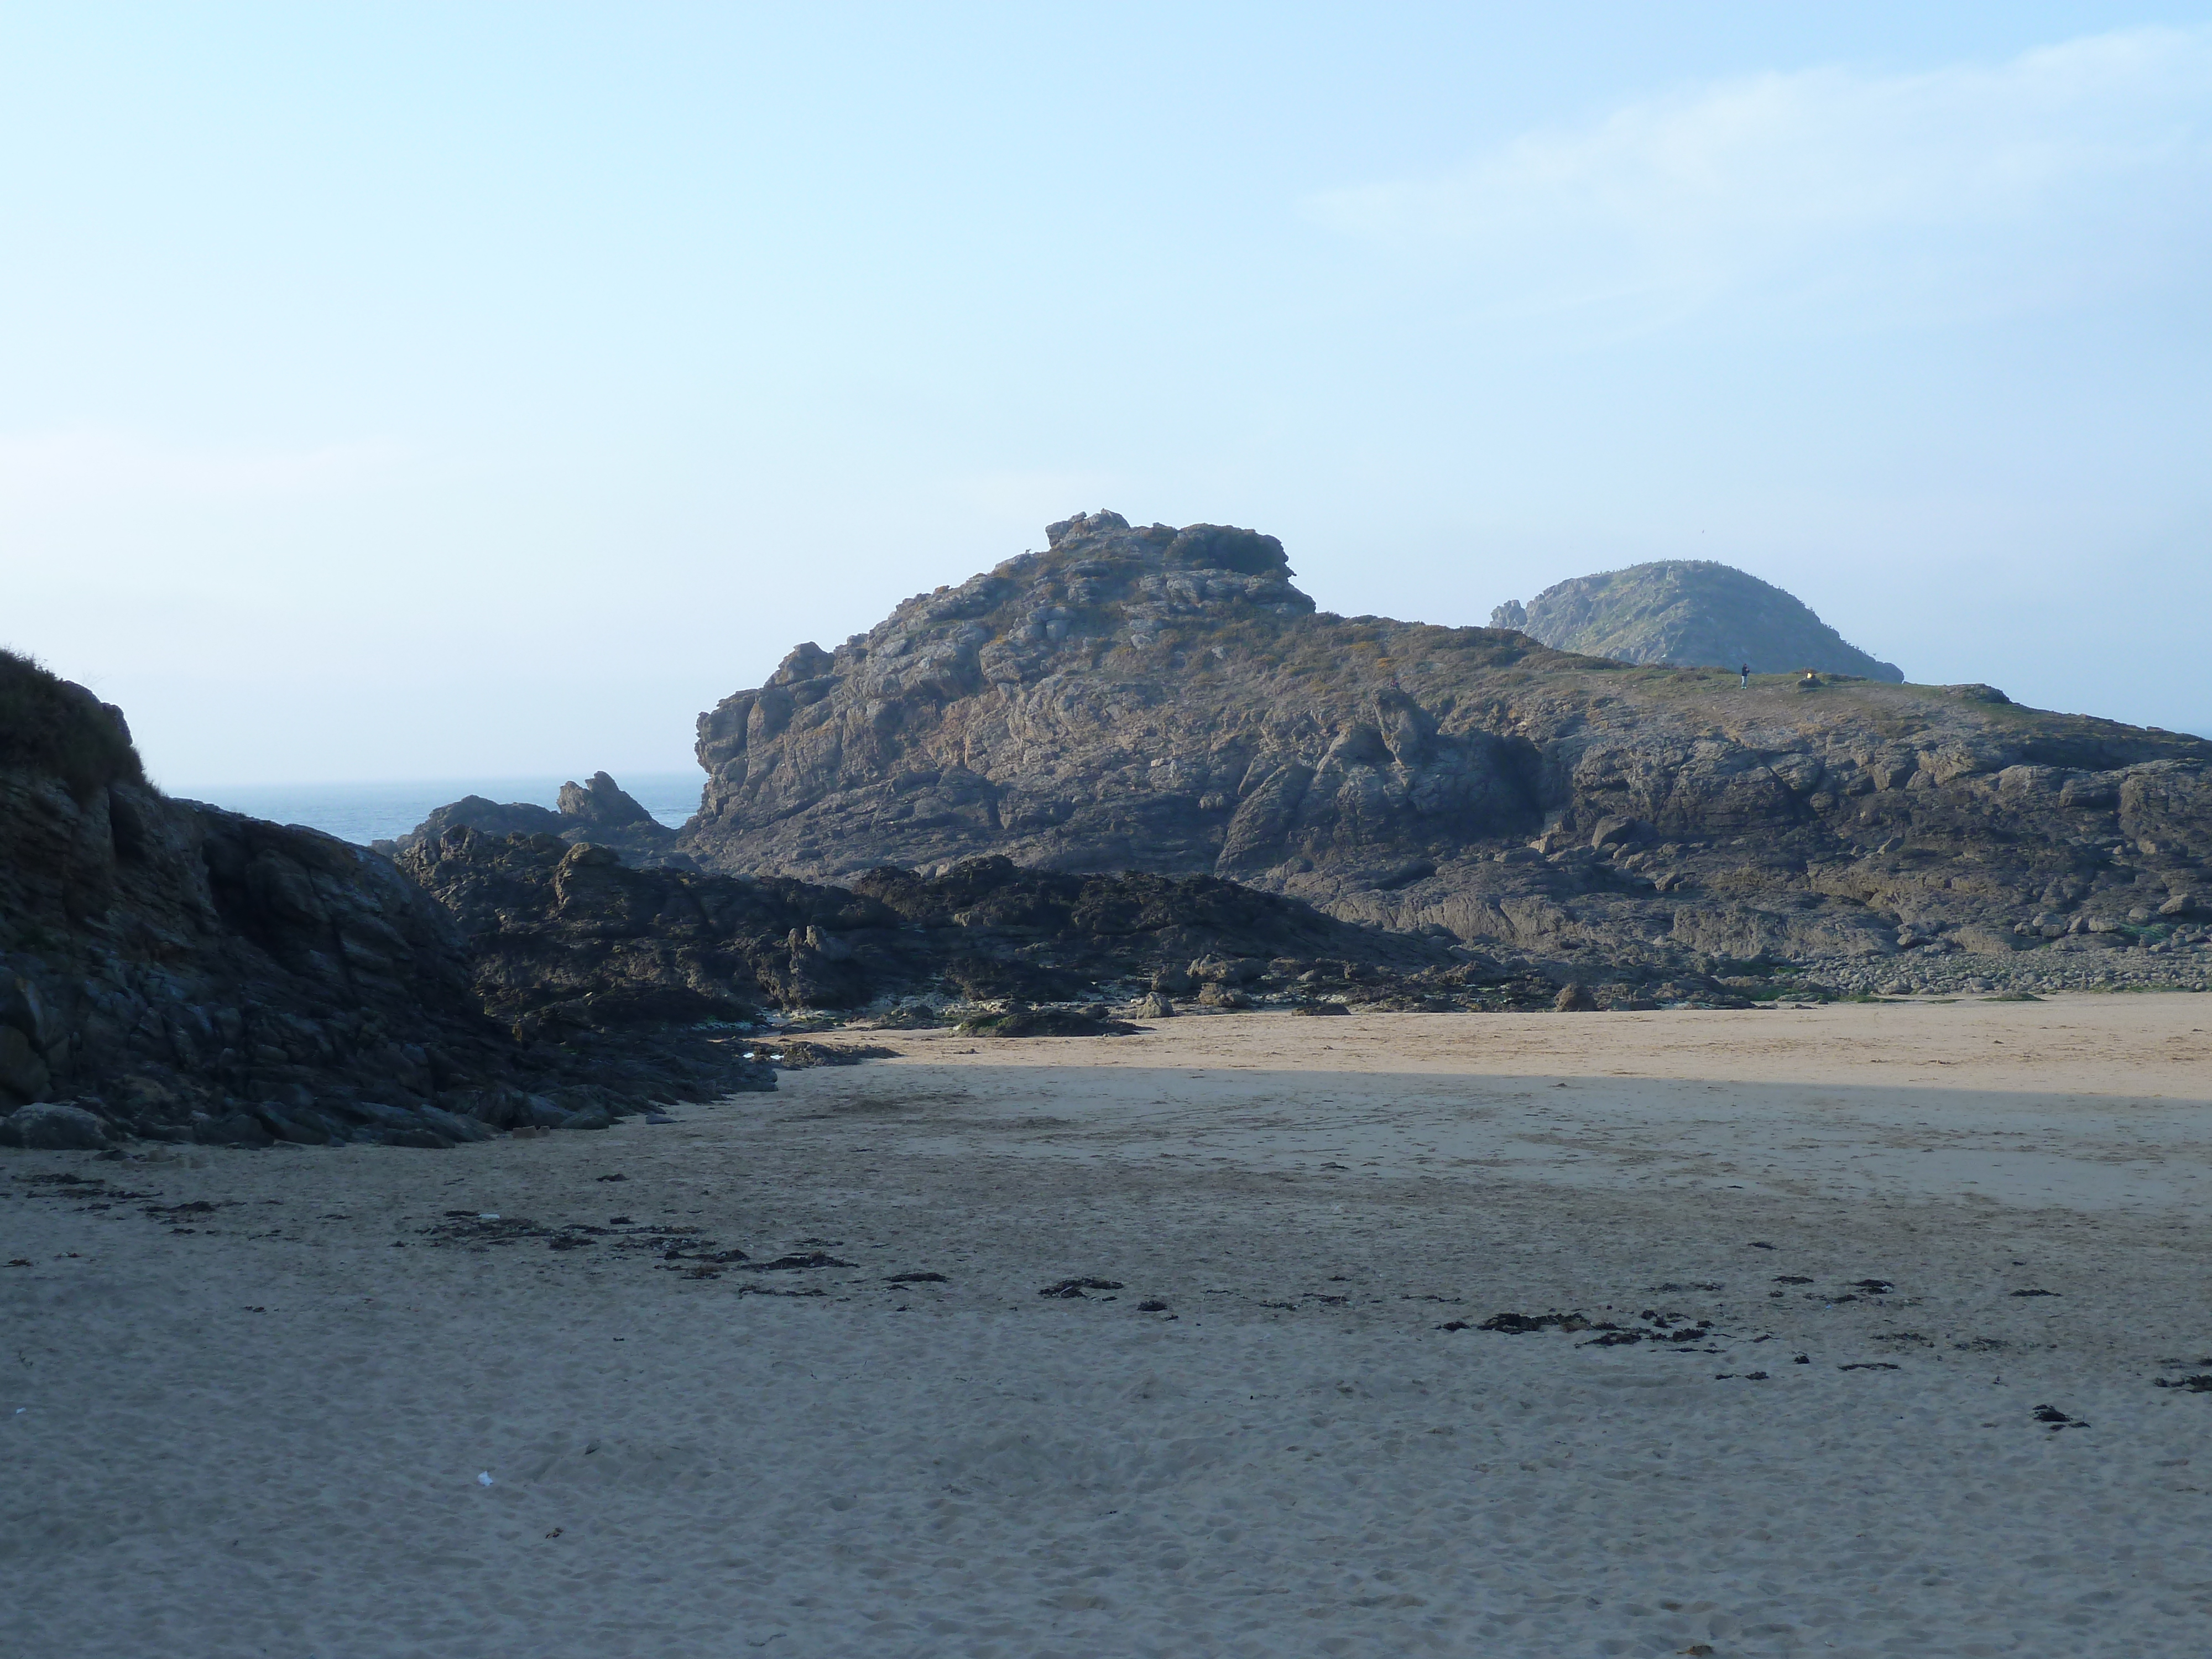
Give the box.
[6,994,2211,1657]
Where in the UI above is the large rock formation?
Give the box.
[1491,560,1905,682]
[682,512,2210,964]
[397,830,1571,1021]
[556,770,662,830]
[380,770,682,864]
[0,651,765,1147]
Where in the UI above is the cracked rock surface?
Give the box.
[682,510,2212,968]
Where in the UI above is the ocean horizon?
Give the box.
[175,772,706,848]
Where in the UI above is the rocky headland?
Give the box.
[1491,559,1905,682]
[0,646,1594,1155]
[0,651,769,1150]
[677,512,2209,978]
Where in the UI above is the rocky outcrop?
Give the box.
[397,829,1573,1020]
[1491,560,1904,681]
[0,650,144,799]
[0,651,766,1147]
[557,770,662,829]
[681,512,2211,966]
[380,771,683,864]
[390,795,567,843]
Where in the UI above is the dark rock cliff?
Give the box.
[1491,560,1905,682]
[396,829,1567,1021]
[0,653,765,1147]
[682,512,2210,963]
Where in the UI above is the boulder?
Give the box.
[251,1102,344,1145]
[1191,955,1265,985]
[0,1100,112,1150]
[349,1104,456,1148]
[1553,984,1599,1013]
[1950,924,2023,954]
[1,975,61,1053]
[195,1112,274,1147]
[956,1008,1142,1037]
[1588,815,1648,852]
[416,1103,497,1144]
[0,1026,50,1104]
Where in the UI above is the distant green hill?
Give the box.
[1491,561,1903,682]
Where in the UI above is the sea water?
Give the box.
[178,773,705,847]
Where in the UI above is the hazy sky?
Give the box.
[5,3,2209,790]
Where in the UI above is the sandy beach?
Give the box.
[7,994,2212,1657]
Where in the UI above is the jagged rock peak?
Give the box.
[1493,560,1904,683]
[557,770,658,828]
[1042,509,1295,577]
[695,510,1317,785]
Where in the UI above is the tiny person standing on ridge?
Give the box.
[1739,663,1749,688]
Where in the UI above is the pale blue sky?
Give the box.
[4,3,2208,789]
